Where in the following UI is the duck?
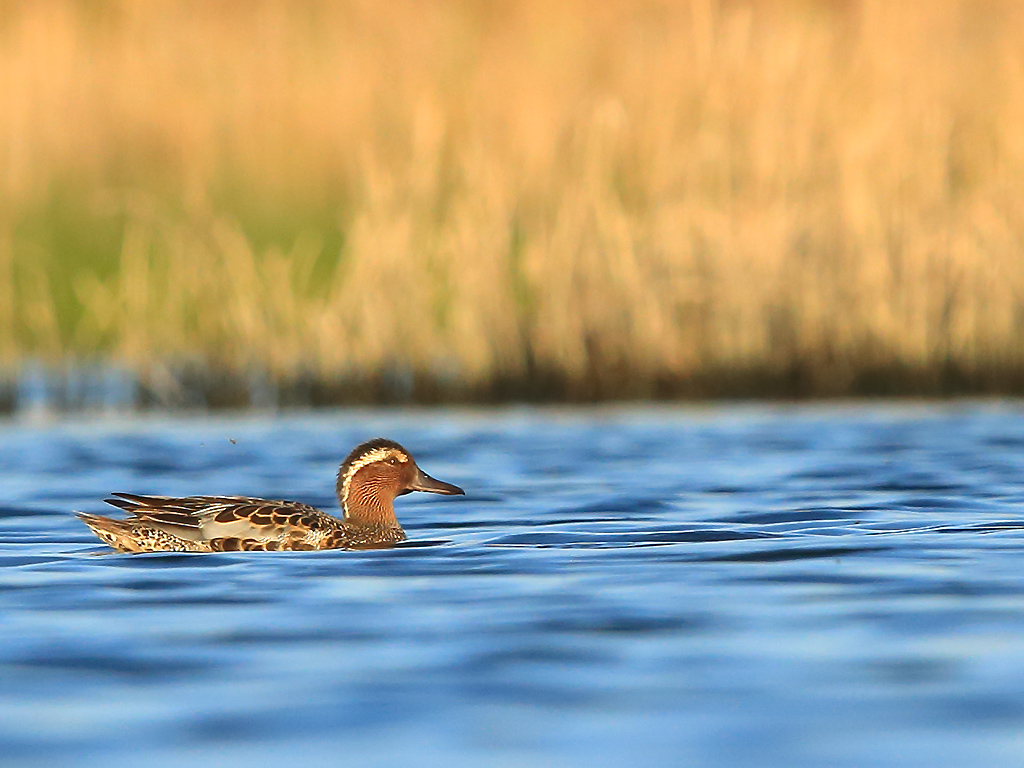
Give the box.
[77,438,464,553]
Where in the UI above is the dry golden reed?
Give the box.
[2,0,1024,399]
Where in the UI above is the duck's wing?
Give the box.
[105,493,336,546]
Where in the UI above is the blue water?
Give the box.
[4,404,1024,767]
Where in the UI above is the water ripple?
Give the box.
[3,404,1024,767]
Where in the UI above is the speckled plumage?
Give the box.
[77,439,464,553]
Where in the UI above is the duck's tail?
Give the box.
[76,513,143,553]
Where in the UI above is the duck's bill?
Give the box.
[410,470,465,495]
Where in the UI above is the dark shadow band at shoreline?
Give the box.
[4,359,1024,415]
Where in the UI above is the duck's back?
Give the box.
[78,493,353,552]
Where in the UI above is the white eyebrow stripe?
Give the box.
[340,448,408,512]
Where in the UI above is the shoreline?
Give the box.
[4,360,1024,416]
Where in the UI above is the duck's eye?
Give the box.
[386,456,399,466]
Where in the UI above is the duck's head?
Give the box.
[335,438,464,527]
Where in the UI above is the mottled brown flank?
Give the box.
[79,497,407,553]
[75,438,463,553]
